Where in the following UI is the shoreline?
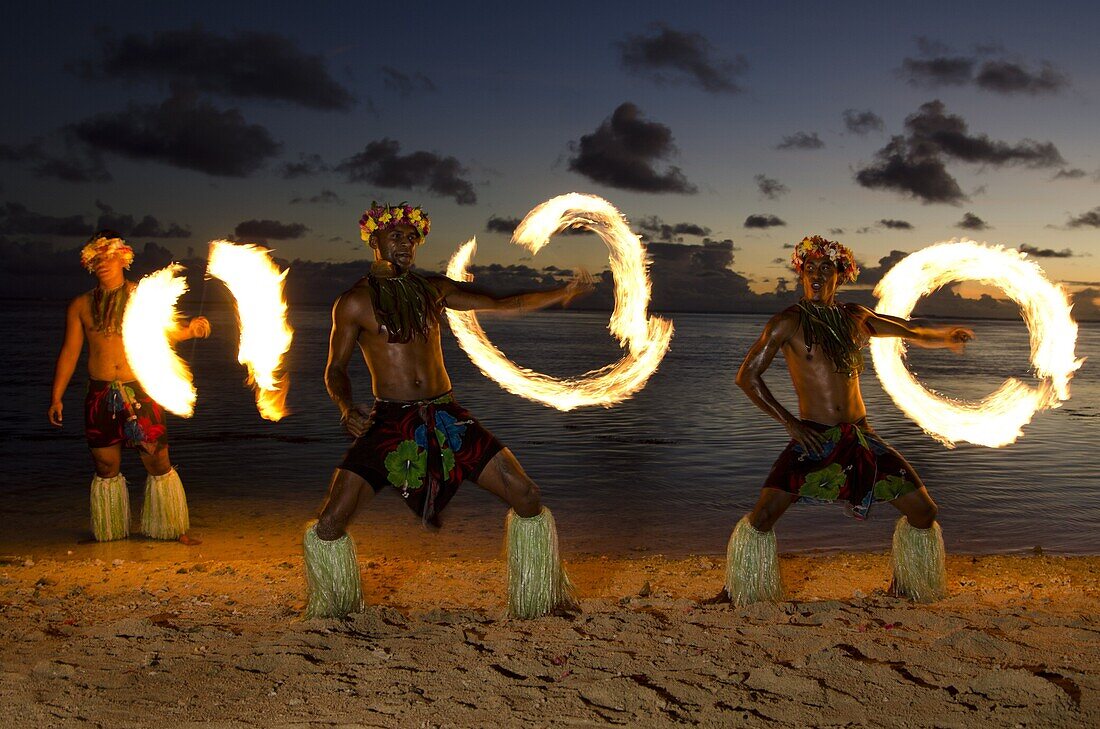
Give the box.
[2,551,1097,726]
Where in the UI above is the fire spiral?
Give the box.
[446,193,674,411]
[871,240,1082,447]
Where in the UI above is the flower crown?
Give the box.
[790,235,860,284]
[81,233,134,272]
[359,202,431,242]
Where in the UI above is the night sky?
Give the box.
[3,1,1098,313]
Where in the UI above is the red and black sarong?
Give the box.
[338,392,504,524]
[84,379,169,454]
[764,419,920,519]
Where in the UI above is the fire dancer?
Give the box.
[724,235,973,604]
[49,231,210,544]
[304,203,593,619]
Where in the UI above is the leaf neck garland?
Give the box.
[92,282,131,336]
[796,299,866,377]
[366,270,442,344]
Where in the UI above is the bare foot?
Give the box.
[178,534,202,546]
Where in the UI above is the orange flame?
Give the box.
[207,241,294,421]
[121,264,196,417]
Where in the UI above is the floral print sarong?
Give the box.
[84,380,168,454]
[338,392,503,524]
[764,419,920,520]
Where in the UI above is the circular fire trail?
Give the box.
[446,193,674,411]
[871,240,1082,447]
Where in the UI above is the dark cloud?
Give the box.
[855,100,1064,204]
[0,202,90,236]
[827,228,845,235]
[899,56,975,87]
[0,136,110,183]
[856,249,910,286]
[957,212,989,230]
[381,66,436,97]
[617,24,748,94]
[234,219,308,240]
[842,109,885,135]
[280,153,327,179]
[1066,206,1100,229]
[1019,243,1074,258]
[72,26,354,110]
[70,88,281,177]
[878,218,913,230]
[335,138,477,205]
[775,132,824,150]
[486,215,521,234]
[1052,168,1087,180]
[289,189,342,205]
[95,201,191,238]
[744,214,786,229]
[754,174,789,200]
[897,39,1068,95]
[636,215,711,242]
[855,135,963,204]
[567,103,696,194]
[975,61,1068,95]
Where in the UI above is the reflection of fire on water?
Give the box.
[446,193,674,411]
[122,264,196,417]
[871,240,1083,448]
[207,241,294,421]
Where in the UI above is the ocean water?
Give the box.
[2,300,1097,557]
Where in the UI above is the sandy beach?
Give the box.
[1,546,1097,728]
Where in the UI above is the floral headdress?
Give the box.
[359,202,431,243]
[790,235,860,284]
[81,232,134,272]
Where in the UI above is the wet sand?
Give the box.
[1,545,1097,727]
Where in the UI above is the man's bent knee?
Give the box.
[315,513,347,541]
[908,501,938,529]
[511,482,542,518]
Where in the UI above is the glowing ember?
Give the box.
[871,240,1083,447]
[207,241,294,421]
[122,264,195,417]
[446,193,674,411]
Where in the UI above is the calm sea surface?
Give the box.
[2,300,1097,556]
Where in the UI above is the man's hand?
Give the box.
[784,418,826,457]
[48,400,63,427]
[942,326,974,354]
[562,269,596,306]
[188,317,212,339]
[340,404,374,438]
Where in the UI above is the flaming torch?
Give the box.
[871,240,1083,447]
[446,193,673,411]
[122,264,196,417]
[207,241,293,421]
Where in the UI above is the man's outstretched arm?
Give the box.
[736,310,826,456]
[434,270,594,313]
[49,297,85,426]
[859,306,974,353]
[324,294,370,437]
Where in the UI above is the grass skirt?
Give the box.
[90,474,130,542]
[303,523,363,619]
[141,468,189,540]
[505,507,577,619]
[891,517,947,603]
[724,515,783,606]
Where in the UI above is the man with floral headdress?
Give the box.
[49,230,210,543]
[302,203,594,620]
[721,235,974,605]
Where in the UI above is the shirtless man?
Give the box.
[303,203,592,620]
[49,231,210,543]
[722,235,972,605]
